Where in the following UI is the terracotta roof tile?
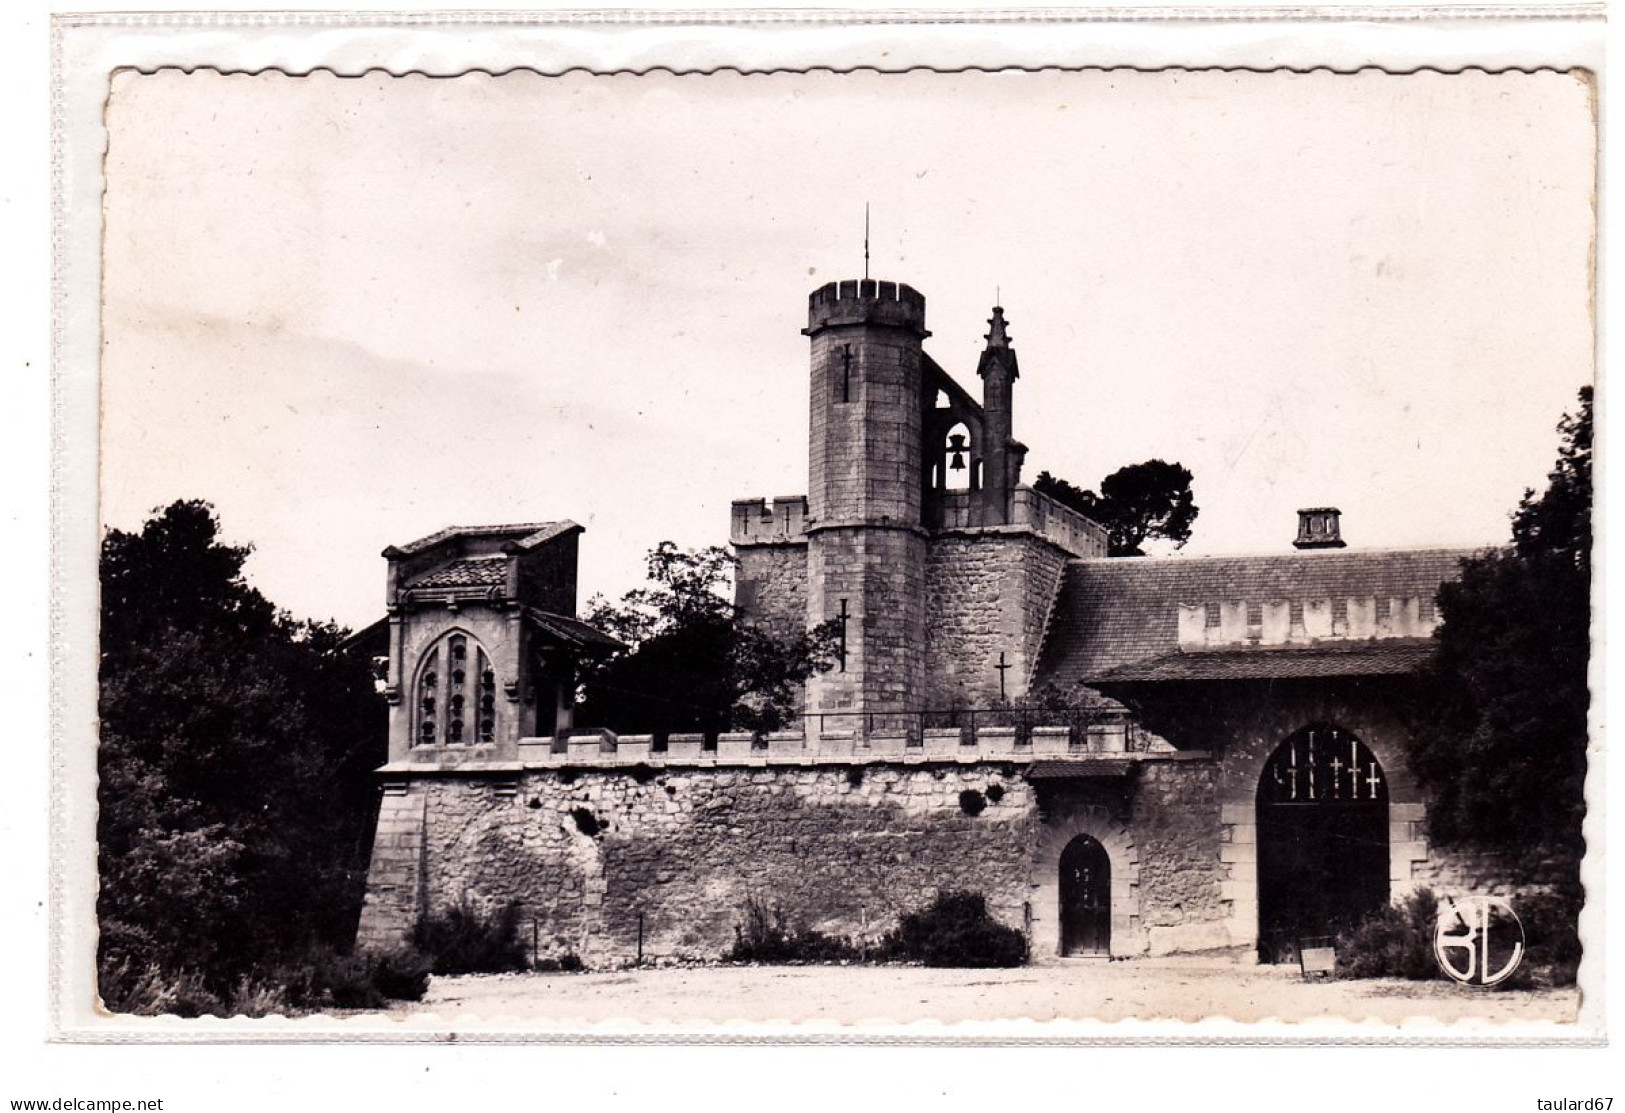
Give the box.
[1091,639,1438,684]
[386,521,579,557]
[1034,546,1486,687]
[408,556,509,589]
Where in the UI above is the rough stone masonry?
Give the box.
[356,275,1542,968]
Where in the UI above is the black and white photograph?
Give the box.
[25,8,1613,1102]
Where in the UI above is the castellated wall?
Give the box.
[923,532,1070,709]
[366,764,1040,966]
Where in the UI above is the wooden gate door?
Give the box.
[1060,835,1112,956]
[1256,725,1391,963]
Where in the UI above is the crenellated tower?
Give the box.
[802,279,931,726]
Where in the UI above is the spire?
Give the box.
[984,305,1012,350]
[977,304,1019,382]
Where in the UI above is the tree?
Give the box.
[575,542,839,737]
[98,501,386,1000]
[1034,459,1199,557]
[1406,387,1591,864]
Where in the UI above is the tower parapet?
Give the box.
[730,496,810,546]
[805,280,929,338]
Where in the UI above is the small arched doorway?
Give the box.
[1256,724,1390,963]
[1060,835,1112,956]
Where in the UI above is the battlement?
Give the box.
[730,495,810,546]
[1176,595,1438,649]
[505,724,1197,770]
[805,279,929,337]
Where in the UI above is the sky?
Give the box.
[99,67,1596,630]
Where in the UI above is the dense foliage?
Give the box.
[1034,460,1199,557]
[576,542,840,737]
[411,899,530,975]
[97,500,389,1013]
[1408,388,1591,864]
[1335,889,1441,981]
[882,891,1028,968]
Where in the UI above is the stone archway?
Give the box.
[1255,724,1391,963]
[1031,803,1145,958]
[1214,711,1426,956]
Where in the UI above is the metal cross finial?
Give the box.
[863,203,870,281]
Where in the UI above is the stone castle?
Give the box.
[355,275,1527,966]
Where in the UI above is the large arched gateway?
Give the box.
[1256,724,1390,963]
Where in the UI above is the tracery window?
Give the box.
[415,631,498,746]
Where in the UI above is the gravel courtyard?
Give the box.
[388,953,1580,1030]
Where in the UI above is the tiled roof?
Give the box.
[385,521,579,557]
[1027,759,1136,778]
[1033,546,1485,687]
[1090,639,1438,684]
[408,556,509,589]
[522,607,626,653]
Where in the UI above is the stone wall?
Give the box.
[1410,844,1577,900]
[806,527,927,719]
[734,543,808,646]
[372,763,1040,966]
[923,532,1069,709]
[1132,761,1228,952]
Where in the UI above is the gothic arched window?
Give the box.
[414,631,498,746]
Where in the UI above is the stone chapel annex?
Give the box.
[356,274,1514,967]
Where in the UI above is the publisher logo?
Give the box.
[1433,895,1525,987]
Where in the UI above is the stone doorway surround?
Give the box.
[1030,802,1147,958]
[1217,714,1428,957]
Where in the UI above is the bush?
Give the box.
[883,891,1026,968]
[1335,889,1440,980]
[412,899,529,975]
[98,958,225,1018]
[1515,889,1583,986]
[958,790,987,816]
[367,945,434,1001]
[533,953,584,973]
[727,899,864,964]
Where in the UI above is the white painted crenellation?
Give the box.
[1176,595,1436,650]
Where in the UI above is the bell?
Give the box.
[948,432,968,471]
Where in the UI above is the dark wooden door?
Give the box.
[1256,726,1391,964]
[1060,835,1111,956]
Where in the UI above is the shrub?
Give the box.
[985,784,1005,804]
[98,958,224,1018]
[883,891,1026,968]
[303,948,385,1008]
[958,789,987,816]
[1515,889,1583,986]
[571,808,603,836]
[367,945,434,1001]
[1335,889,1440,980]
[412,899,529,975]
[727,899,864,964]
[533,953,584,973]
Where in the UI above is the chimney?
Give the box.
[1294,507,1346,550]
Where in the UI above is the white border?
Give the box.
[48,8,1607,1049]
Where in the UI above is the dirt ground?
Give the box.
[388,953,1580,1031]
